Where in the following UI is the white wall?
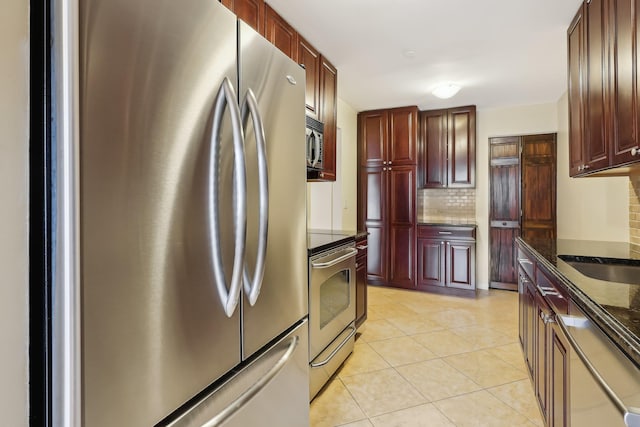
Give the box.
[556,91,629,241]
[0,0,29,424]
[307,97,358,230]
[476,103,558,289]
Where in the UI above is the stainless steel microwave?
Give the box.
[306,115,324,171]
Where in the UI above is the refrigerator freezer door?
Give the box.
[165,319,310,427]
[238,22,308,359]
[79,0,242,425]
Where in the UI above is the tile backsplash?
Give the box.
[418,188,476,221]
[631,176,640,256]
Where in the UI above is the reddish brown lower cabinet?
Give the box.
[355,236,368,329]
[517,241,570,427]
[417,225,475,291]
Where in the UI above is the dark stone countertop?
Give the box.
[307,229,367,255]
[518,237,640,367]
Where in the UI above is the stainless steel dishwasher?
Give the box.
[556,300,640,427]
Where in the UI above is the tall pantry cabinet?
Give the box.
[357,106,419,289]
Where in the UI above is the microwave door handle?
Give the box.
[208,77,246,318]
[313,132,321,167]
[306,133,313,165]
[240,89,268,306]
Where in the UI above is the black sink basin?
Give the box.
[558,255,640,285]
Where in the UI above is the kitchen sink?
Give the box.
[558,255,640,285]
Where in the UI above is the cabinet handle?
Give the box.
[541,312,556,324]
[356,245,368,250]
[632,147,639,156]
[438,231,453,235]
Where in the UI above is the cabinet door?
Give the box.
[584,0,610,172]
[264,4,298,61]
[521,135,556,240]
[318,56,337,181]
[298,36,320,118]
[363,167,387,283]
[535,291,551,423]
[419,109,447,187]
[610,0,640,165]
[388,166,416,288]
[355,250,368,328]
[359,110,388,167]
[489,136,521,287]
[524,280,537,378]
[418,239,445,287]
[221,0,264,35]
[445,240,475,289]
[447,106,476,187]
[549,322,570,427]
[568,5,586,177]
[388,106,418,166]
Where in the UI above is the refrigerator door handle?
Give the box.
[240,88,269,306]
[209,77,247,318]
[201,335,299,427]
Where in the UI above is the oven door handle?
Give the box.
[310,325,356,368]
[311,248,357,269]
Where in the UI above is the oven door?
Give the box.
[309,245,357,360]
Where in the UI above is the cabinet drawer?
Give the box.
[356,238,368,259]
[536,265,569,315]
[517,247,535,280]
[417,225,476,240]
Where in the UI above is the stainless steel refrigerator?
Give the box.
[52,0,309,425]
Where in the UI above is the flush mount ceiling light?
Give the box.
[432,83,461,99]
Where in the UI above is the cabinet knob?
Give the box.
[388,161,392,165]
[632,147,639,156]
[582,164,590,170]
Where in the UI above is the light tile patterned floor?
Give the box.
[310,285,544,427]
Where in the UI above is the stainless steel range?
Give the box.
[308,242,357,399]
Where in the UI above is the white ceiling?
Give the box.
[266,0,584,112]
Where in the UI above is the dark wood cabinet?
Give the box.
[358,106,418,289]
[489,134,556,290]
[517,242,570,427]
[355,236,368,329]
[298,36,320,118]
[568,5,586,177]
[220,0,265,35]
[361,107,418,167]
[317,56,337,181]
[610,0,640,165]
[567,0,640,176]
[417,225,476,291]
[264,4,298,61]
[419,105,476,188]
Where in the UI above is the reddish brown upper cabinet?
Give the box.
[318,56,337,181]
[219,0,265,35]
[297,36,320,118]
[419,106,476,188]
[264,4,298,62]
[358,106,418,289]
[360,106,419,167]
[567,0,640,176]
